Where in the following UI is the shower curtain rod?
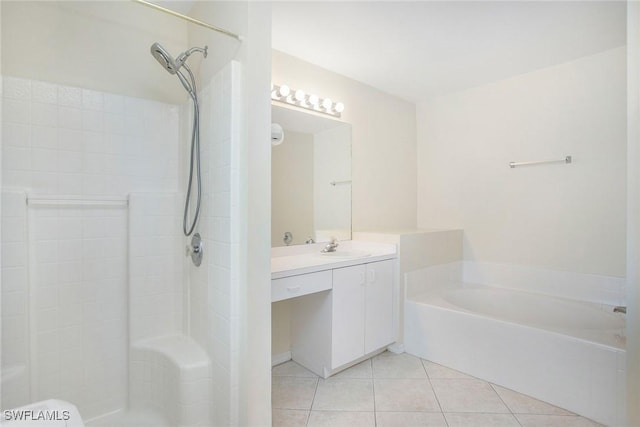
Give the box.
[131,0,243,41]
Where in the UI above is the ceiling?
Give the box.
[272,1,627,103]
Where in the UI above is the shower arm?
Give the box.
[175,46,208,76]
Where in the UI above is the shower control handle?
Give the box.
[186,233,204,267]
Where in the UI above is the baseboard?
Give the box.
[272,351,292,367]
[387,342,405,354]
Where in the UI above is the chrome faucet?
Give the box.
[613,306,626,314]
[321,237,339,253]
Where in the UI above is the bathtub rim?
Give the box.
[407,282,626,351]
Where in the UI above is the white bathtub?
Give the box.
[405,284,626,426]
[445,287,625,347]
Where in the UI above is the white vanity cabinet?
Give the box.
[289,258,396,378]
[332,260,395,367]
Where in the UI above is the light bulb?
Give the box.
[308,94,319,107]
[334,102,345,113]
[278,85,290,97]
[294,89,306,102]
[322,98,332,110]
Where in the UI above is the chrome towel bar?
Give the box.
[509,156,572,169]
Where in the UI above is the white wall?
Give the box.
[240,3,272,425]
[0,1,3,401]
[272,50,417,232]
[626,2,640,424]
[183,16,249,417]
[185,6,246,426]
[417,47,627,278]
[1,1,188,104]
[188,1,246,85]
[185,60,241,427]
[186,2,273,426]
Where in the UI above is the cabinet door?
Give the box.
[365,260,395,354]
[331,264,366,368]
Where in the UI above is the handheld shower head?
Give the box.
[150,41,209,238]
[150,42,208,75]
[150,42,178,74]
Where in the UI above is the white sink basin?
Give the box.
[318,250,371,260]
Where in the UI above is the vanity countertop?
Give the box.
[271,240,397,279]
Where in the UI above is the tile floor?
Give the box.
[272,351,602,427]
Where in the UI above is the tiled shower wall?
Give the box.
[188,61,241,426]
[1,192,28,410]
[129,192,184,342]
[1,192,130,418]
[29,198,129,418]
[1,77,181,418]
[2,76,180,195]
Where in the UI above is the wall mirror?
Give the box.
[271,104,352,247]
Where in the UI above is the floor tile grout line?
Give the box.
[441,410,523,415]
[307,410,375,412]
[421,357,449,427]
[371,376,430,379]
[305,377,320,427]
[489,382,522,426]
[489,382,589,420]
[370,359,378,427]
[374,410,452,413]
[304,409,310,427]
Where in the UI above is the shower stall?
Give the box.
[0,1,272,426]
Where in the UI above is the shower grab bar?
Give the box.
[509,156,572,169]
[130,0,243,41]
[330,180,352,186]
[27,195,129,208]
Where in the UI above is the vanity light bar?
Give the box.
[271,84,344,118]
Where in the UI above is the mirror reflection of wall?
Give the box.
[271,104,352,247]
[313,125,351,241]
[272,129,315,246]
